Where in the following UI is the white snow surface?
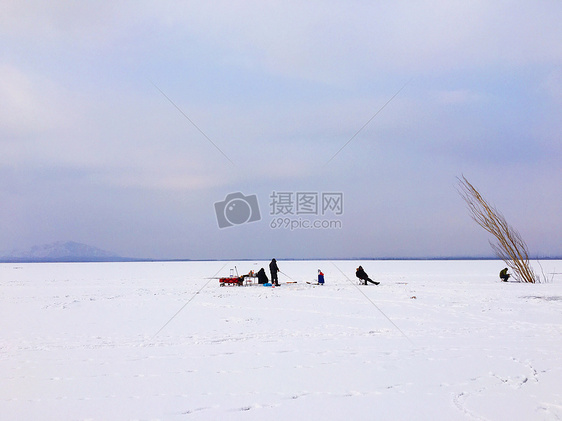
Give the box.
[1,260,561,420]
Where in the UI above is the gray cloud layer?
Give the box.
[1,1,561,259]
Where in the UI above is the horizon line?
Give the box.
[2,256,561,264]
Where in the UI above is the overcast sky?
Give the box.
[1,1,561,260]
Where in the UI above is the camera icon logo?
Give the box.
[214,192,262,228]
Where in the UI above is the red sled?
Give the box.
[219,277,243,287]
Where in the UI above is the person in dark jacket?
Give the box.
[318,269,325,285]
[356,265,379,285]
[269,258,280,286]
[257,268,269,284]
[499,267,510,282]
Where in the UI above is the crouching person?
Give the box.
[499,267,510,282]
[257,268,269,284]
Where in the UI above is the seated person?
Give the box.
[257,268,269,284]
[356,265,379,285]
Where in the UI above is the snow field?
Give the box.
[1,260,561,420]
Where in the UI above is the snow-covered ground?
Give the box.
[1,260,561,420]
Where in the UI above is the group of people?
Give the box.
[253,259,380,286]
[255,258,281,286]
[256,259,324,286]
[254,260,512,286]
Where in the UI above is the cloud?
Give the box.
[133,1,562,83]
[432,89,483,105]
[0,1,138,46]
[4,2,562,90]
[0,65,73,137]
[541,69,562,102]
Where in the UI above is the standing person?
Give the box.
[269,258,280,286]
[318,269,325,285]
[356,265,379,285]
[499,267,510,282]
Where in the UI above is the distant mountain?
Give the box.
[0,241,133,262]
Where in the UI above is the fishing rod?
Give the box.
[330,261,413,345]
[279,270,297,282]
[151,261,230,339]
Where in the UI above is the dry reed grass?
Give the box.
[457,175,539,283]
